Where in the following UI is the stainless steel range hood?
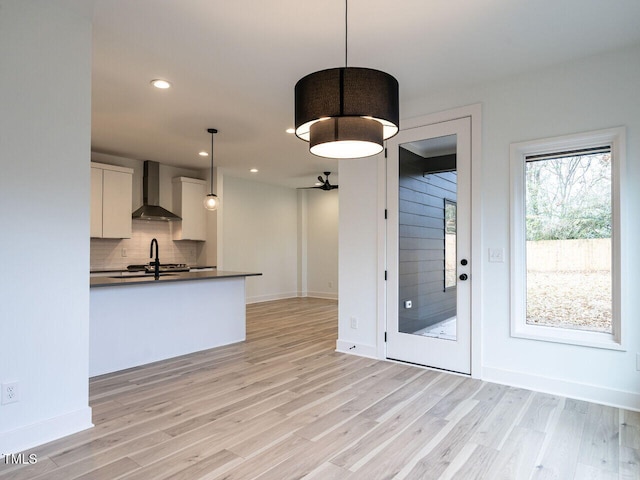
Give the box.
[132,161,182,221]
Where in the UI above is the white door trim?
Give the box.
[377,104,482,378]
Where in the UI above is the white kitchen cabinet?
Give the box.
[172,176,207,241]
[91,162,133,238]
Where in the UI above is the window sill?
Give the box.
[511,323,624,351]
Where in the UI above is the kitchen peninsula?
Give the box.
[90,270,261,376]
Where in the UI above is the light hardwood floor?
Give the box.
[1,297,638,479]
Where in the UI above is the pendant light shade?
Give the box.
[295,67,398,158]
[203,193,220,210]
[309,116,384,158]
[293,1,399,159]
[204,128,220,211]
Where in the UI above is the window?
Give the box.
[510,128,625,349]
[444,199,457,289]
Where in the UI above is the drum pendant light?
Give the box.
[294,0,399,159]
[203,128,220,211]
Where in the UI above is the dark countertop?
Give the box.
[90,266,216,274]
[90,270,262,288]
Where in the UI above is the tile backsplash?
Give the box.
[91,220,203,270]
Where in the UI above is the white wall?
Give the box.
[338,44,640,409]
[220,175,299,302]
[0,0,94,453]
[305,189,339,299]
[220,176,339,303]
[297,190,308,296]
[338,158,384,358]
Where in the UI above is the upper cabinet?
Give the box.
[91,162,133,238]
[172,177,207,241]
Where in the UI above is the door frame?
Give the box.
[376,103,483,378]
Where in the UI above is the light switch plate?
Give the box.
[489,248,505,263]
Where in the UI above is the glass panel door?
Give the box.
[386,118,471,373]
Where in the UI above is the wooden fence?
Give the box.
[526,238,611,272]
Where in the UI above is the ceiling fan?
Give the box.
[299,172,339,191]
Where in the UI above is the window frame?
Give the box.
[510,128,625,350]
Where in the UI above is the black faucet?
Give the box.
[150,238,160,279]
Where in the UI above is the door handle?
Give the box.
[459,273,468,281]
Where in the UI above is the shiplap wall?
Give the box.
[398,148,457,333]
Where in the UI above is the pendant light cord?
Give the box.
[210,131,214,193]
[345,0,348,67]
[206,128,218,193]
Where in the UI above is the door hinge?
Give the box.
[384,331,387,342]
[384,209,387,219]
[384,147,388,158]
[384,270,387,281]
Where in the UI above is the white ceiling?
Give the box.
[91,0,640,188]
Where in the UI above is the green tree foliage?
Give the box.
[526,153,611,241]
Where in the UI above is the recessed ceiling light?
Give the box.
[250,168,258,173]
[285,128,295,134]
[199,151,208,156]
[150,79,171,89]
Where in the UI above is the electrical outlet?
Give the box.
[328,281,333,288]
[121,248,127,257]
[2,382,19,405]
[350,316,358,329]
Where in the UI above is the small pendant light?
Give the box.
[294,0,399,159]
[203,128,220,211]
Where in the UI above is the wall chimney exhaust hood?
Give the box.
[132,161,182,221]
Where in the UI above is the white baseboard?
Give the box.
[0,407,93,455]
[246,292,338,304]
[483,366,640,412]
[336,339,379,359]
[305,291,338,300]
[245,292,298,304]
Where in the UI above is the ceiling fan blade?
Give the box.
[301,172,336,190]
